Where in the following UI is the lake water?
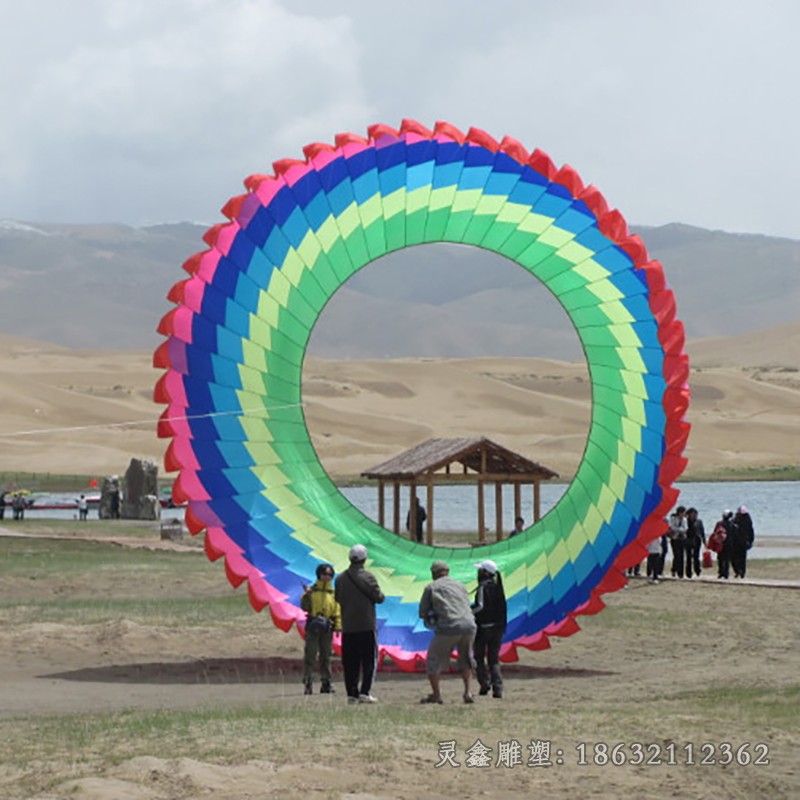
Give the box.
[12,481,799,559]
[340,481,799,559]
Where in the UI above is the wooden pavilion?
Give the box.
[360,437,559,545]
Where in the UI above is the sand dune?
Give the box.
[0,333,798,480]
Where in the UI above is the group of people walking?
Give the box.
[639,504,755,584]
[301,545,507,704]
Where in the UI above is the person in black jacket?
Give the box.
[685,507,706,578]
[712,510,735,579]
[406,497,427,543]
[471,559,507,699]
[334,544,385,703]
[731,505,755,578]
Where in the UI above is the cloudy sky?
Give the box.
[1,0,797,239]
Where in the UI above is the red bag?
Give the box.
[707,523,727,554]
[702,550,713,569]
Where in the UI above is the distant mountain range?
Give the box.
[1,219,797,359]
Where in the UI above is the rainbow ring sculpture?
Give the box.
[155,120,690,668]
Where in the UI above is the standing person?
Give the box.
[646,536,663,584]
[685,508,706,578]
[471,559,507,699]
[12,492,25,521]
[731,505,755,579]
[508,516,525,538]
[406,497,427,544]
[667,506,688,578]
[708,510,734,579]
[77,494,89,521]
[418,561,477,705]
[110,488,121,519]
[0,490,6,520]
[334,544,384,704]
[300,563,341,695]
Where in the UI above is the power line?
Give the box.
[0,403,305,439]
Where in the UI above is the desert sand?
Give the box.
[0,333,798,480]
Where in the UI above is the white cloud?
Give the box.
[0,0,798,238]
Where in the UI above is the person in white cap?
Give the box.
[471,559,507,698]
[335,544,385,703]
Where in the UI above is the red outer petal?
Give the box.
[164,440,183,473]
[156,308,177,338]
[272,158,305,176]
[664,354,690,387]
[640,517,669,540]
[433,120,465,143]
[334,131,368,147]
[225,556,248,588]
[665,420,691,454]
[302,142,335,160]
[659,320,686,357]
[400,118,433,137]
[221,194,246,220]
[466,127,500,151]
[204,531,224,560]
[664,388,690,418]
[659,454,689,487]
[153,371,173,403]
[152,341,170,369]
[620,234,648,267]
[576,596,606,615]
[243,173,272,191]
[653,487,681,519]
[596,568,628,594]
[553,164,584,196]
[187,506,209,536]
[528,148,556,180]
[579,185,610,219]
[499,135,529,165]
[181,251,204,274]
[368,123,400,140]
[649,289,677,327]
[597,209,629,241]
[640,260,667,292]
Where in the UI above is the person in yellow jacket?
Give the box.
[301,563,342,694]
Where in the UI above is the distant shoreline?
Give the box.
[3,465,800,494]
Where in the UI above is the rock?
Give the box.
[121,458,161,521]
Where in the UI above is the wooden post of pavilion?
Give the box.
[514,483,521,527]
[408,483,418,541]
[392,481,400,534]
[377,481,385,528]
[494,481,503,541]
[426,477,434,546]
[477,481,485,543]
[534,481,541,522]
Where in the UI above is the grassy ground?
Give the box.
[1,534,798,799]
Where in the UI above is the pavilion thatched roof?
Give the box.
[361,436,558,481]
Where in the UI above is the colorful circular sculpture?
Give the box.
[154,120,690,669]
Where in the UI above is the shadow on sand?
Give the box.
[41,657,615,685]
